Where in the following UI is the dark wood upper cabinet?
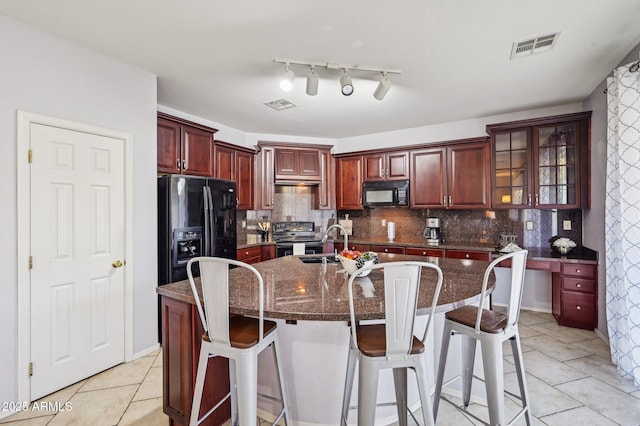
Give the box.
[363,151,409,181]
[410,139,489,209]
[157,113,216,177]
[214,141,255,210]
[487,112,591,209]
[336,155,363,210]
[274,147,321,181]
[257,146,275,210]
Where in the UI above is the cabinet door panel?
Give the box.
[298,150,320,176]
[387,151,409,180]
[157,118,182,174]
[275,149,298,176]
[259,147,275,210]
[214,145,235,181]
[336,156,363,210]
[183,126,214,177]
[235,150,254,210]
[363,154,385,181]
[410,148,446,208]
[448,142,490,209]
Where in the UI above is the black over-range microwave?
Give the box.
[362,180,409,207]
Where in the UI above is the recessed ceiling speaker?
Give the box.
[306,66,319,96]
[340,71,353,96]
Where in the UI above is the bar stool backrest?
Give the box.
[476,250,528,333]
[348,261,443,360]
[187,257,265,347]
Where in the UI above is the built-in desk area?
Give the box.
[157,253,494,425]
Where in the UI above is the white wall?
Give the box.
[0,15,158,406]
[583,43,640,339]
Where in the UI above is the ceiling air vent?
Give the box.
[264,98,296,111]
[510,32,560,59]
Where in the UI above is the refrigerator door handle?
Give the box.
[203,186,211,256]
[206,186,215,257]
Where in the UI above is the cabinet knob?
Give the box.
[528,194,532,205]
[465,254,470,258]
[182,160,188,170]
[576,305,581,310]
[449,195,452,205]
[245,251,249,255]
[576,283,582,288]
[576,269,582,274]
[176,160,181,170]
[422,251,427,255]
[385,248,389,252]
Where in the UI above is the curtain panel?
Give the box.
[605,63,640,388]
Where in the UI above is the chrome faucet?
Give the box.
[321,224,349,252]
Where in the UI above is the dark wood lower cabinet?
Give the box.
[161,296,230,425]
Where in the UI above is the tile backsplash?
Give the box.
[336,207,583,249]
[236,185,583,249]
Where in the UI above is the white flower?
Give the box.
[552,238,576,248]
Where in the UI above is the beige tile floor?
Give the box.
[2,310,639,425]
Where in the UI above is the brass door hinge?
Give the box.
[29,362,33,377]
[28,256,33,270]
[28,149,33,163]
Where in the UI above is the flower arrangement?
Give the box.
[337,250,379,276]
[549,236,577,255]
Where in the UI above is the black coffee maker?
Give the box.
[424,217,441,244]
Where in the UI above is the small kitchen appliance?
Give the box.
[424,217,441,245]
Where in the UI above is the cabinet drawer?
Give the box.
[562,263,596,278]
[562,277,596,294]
[347,243,371,252]
[237,246,261,261]
[405,247,445,258]
[561,291,596,326]
[445,250,491,261]
[370,245,405,254]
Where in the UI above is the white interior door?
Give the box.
[29,123,126,400]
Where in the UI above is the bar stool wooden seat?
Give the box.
[340,261,443,426]
[187,257,289,426]
[433,250,531,426]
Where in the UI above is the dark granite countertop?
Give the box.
[157,253,494,322]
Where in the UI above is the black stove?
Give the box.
[272,221,324,257]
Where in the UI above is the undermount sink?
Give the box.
[299,256,340,264]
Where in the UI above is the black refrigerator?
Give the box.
[157,175,237,286]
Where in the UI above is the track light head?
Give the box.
[340,69,353,96]
[373,72,392,100]
[280,63,294,92]
[630,61,640,73]
[306,66,319,96]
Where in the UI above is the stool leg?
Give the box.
[433,321,453,420]
[480,336,505,426]
[357,358,379,426]
[414,355,435,426]
[461,334,477,407]
[190,346,210,426]
[229,359,238,426]
[510,333,532,426]
[341,345,357,426]
[234,350,258,426]
[392,368,408,426]
[271,340,290,425]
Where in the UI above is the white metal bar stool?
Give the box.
[433,250,531,426]
[187,257,289,426]
[340,261,443,426]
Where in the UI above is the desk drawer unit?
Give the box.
[553,262,597,330]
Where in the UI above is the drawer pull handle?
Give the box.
[576,269,582,273]
[245,251,249,255]
[576,283,582,288]
[385,249,389,252]
[422,251,427,255]
[465,254,470,258]
[576,305,581,310]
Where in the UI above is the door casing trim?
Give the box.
[16,111,134,402]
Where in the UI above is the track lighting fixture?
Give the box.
[373,72,392,100]
[630,61,640,73]
[306,66,319,96]
[273,58,401,100]
[340,69,354,96]
[279,63,294,92]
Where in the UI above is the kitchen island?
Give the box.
[157,253,495,425]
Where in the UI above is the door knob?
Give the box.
[112,260,123,268]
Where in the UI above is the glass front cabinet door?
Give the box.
[487,112,591,210]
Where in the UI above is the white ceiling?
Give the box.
[2,0,640,139]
